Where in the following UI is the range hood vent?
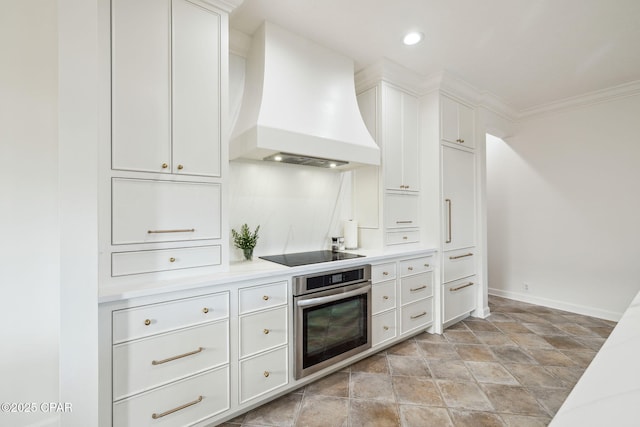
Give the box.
[230,22,380,170]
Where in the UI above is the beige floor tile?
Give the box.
[295,395,348,427]
[242,393,302,426]
[485,312,515,322]
[501,414,552,427]
[414,331,447,342]
[388,355,431,377]
[350,354,389,374]
[350,372,394,401]
[462,320,501,332]
[474,332,518,346]
[525,348,576,367]
[455,344,497,362]
[491,346,537,364]
[543,366,586,388]
[465,361,519,385]
[448,409,506,427]
[399,405,453,427]
[522,323,565,336]
[349,399,399,427]
[527,386,571,417]
[427,359,474,381]
[392,376,443,406]
[436,379,494,411]
[386,339,422,356]
[480,384,547,416]
[504,363,566,388]
[559,349,597,368]
[508,333,555,349]
[494,322,532,334]
[543,335,588,351]
[444,330,481,344]
[417,341,460,359]
[304,371,349,397]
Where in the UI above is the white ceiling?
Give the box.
[229,0,640,113]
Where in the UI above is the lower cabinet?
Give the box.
[443,275,477,324]
[239,346,288,404]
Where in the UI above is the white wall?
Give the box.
[228,54,353,260]
[0,2,60,426]
[487,93,640,320]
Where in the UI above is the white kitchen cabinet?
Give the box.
[443,276,477,324]
[372,309,397,347]
[382,85,420,192]
[442,146,476,251]
[385,192,419,230]
[443,248,476,283]
[111,0,222,177]
[441,95,475,149]
[398,256,434,335]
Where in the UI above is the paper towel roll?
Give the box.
[343,220,358,250]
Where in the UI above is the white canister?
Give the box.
[343,220,358,250]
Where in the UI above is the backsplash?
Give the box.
[228,160,352,260]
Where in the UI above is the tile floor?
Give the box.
[221,295,616,427]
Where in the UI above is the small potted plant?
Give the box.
[231,224,260,261]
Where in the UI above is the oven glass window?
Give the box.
[302,293,368,369]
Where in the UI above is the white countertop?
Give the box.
[550,288,640,426]
[98,247,437,303]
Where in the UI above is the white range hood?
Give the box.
[230,22,380,169]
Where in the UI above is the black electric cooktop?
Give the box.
[260,250,365,267]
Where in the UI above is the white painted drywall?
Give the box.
[486,94,640,320]
[0,2,60,426]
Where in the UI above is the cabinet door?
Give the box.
[440,95,459,144]
[111,0,171,173]
[382,85,403,190]
[401,94,419,191]
[385,193,419,229]
[457,102,475,149]
[172,0,221,177]
[442,146,475,250]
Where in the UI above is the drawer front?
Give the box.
[239,306,288,358]
[401,298,433,334]
[113,292,229,344]
[400,272,434,305]
[111,245,221,276]
[386,230,420,245]
[112,178,221,245]
[443,276,477,324]
[372,310,397,347]
[385,193,419,229]
[112,366,229,427]
[239,281,288,315]
[443,248,476,282]
[371,262,396,283]
[239,346,288,403]
[372,280,396,315]
[113,321,228,400]
[400,256,434,277]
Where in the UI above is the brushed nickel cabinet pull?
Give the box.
[151,395,203,419]
[449,253,473,260]
[450,282,474,292]
[396,220,413,224]
[410,311,427,319]
[151,347,203,365]
[445,199,452,243]
[410,285,427,292]
[147,228,195,234]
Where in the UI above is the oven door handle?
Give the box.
[296,284,371,308]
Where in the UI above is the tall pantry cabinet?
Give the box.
[100,0,237,287]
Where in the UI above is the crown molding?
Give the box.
[355,59,423,95]
[519,79,640,119]
[202,0,243,13]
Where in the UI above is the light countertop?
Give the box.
[98,247,438,303]
[550,288,640,426]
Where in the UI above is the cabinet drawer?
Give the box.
[401,298,433,334]
[113,292,228,344]
[372,310,397,347]
[371,262,396,283]
[386,230,420,245]
[400,272,433,305]
[239,346,288,403]
[443,248,475,282]
[112,178,221,245]
[113,321,228,401]
[239,281,288,315]
[239,306,288,358]
[400,256,433,277]
[385,193,419,229]
[372,280,396,315]
[111,245,221,276]
[112,366,229,427]
[443,277,477,324]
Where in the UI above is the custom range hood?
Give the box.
[230,22,380,170]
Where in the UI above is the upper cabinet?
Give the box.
[382,85,420,192]
[441,95,475,149]
[111,0,222,177]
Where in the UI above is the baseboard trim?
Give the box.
[488,288,622,322]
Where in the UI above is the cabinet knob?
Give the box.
[408,266,413,271]
[424,263,430,267]
[263,371,270,378]
[169,257,176,263]
[263,329,270,335]
[456,138,465,143]
[383,296,389,300]
[403,236,408,240]
[262,295,269,301]
[405,185,410,189]
[202,307,209,314]
[383,326,389,331]
[177,164,184,170]
[161,163,168,169]
[382,271,389,276]
[144,319,151,326]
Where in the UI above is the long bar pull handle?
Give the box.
[449,253,474,260]
[410,311,427,319]
[148,228,195,234]
[151,396,203,419]
[396,220,413,224]
[445,199,452,243]
[409,285,427,292]
[151,347,203,365]
[450,282,474,292]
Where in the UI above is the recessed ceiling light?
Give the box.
[403,31,424,46]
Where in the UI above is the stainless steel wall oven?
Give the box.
[293,265,372,379]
